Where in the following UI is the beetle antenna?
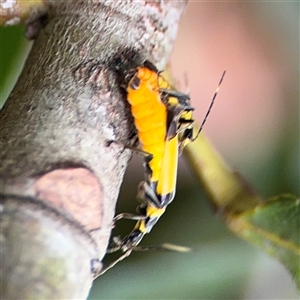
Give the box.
[194,70,226,140]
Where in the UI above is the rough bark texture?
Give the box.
[0,1,187,298]
[1,195,98,299]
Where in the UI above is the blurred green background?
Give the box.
[1,2,298,299]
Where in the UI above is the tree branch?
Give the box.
[0,1,187,298]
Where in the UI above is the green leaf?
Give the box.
[184,134,299,289]
[227,194,300,287]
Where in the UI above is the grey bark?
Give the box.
[0,1,187,299]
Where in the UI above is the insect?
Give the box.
[95,62,225,276]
